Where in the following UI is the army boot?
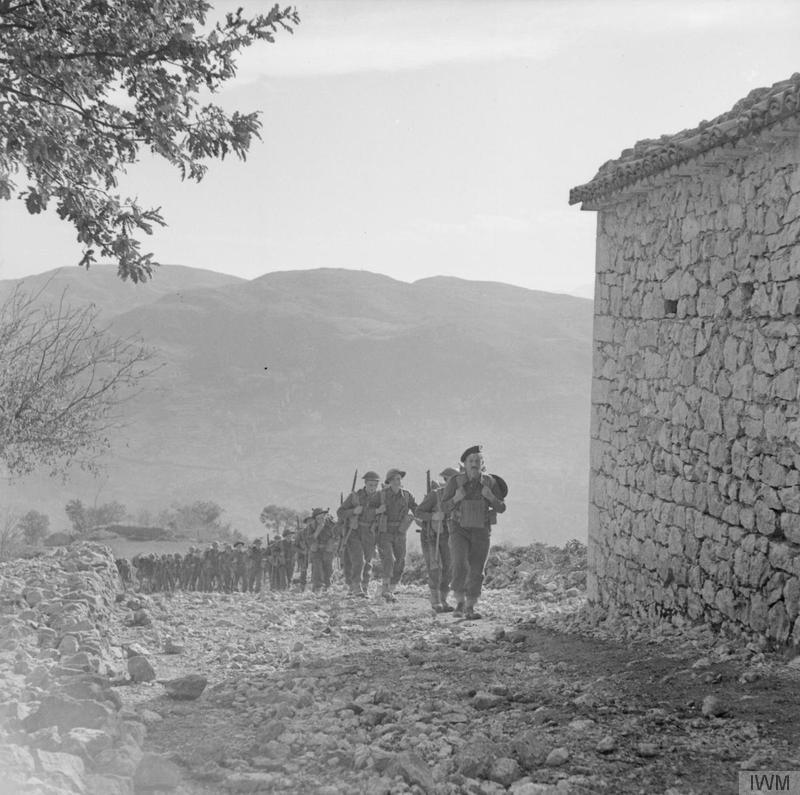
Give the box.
[439,590,454,613]
[451,590,465,617]
[381,580,395,602]
[464,598,482,620]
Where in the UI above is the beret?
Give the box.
[460,445,483,463]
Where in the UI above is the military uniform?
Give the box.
[115,558,132,588]
[201,543,220,591]
[265,539,285,589]
[248,539,265,592]
[440,445,507,619]
[376,469,417,601]
[294,518,312,591]
[188,547,203,590]
[230,542,247,591]
[309,509,338,593]
[337,471,382,597]
[282,531,295,586]
[415,469,456,612]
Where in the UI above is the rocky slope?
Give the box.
[0,544,159,795]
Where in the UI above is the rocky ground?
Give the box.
[124,585,800,794]
[4,545,800,794]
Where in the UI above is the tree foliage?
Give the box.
[0,285,154,477]
[0,1,299,282]
[18,509,49,545]
[64,498,127,533]
[65,498,89,534]
[259,503,301,536]
[157,499,234,540]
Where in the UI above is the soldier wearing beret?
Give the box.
[440,445,507,619]
[376,468,418,602]
[338,470,383,597]
[415,467,458,612]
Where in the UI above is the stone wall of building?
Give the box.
[589,128,800,645]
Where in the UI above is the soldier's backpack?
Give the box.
[453,473,499,529]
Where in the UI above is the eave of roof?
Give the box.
[569,73,800,207]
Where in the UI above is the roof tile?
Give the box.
[569,73,800,206]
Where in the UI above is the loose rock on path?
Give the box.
[117,583,800,795]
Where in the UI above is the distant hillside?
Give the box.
[0,263,244,318]
[3,267,593,545]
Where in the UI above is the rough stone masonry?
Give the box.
[570,74,800,645]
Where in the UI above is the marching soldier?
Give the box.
[309,508,338,594]
[248,538,265,592]
[267,537,287,590]
[188,546,203,590]
[294,517,313,591]
[218,543,232,592]
[415,467,458,612]
[282,529,295,587]
[440,445,507,619]
[232,541,248,592]
[115,557,132,588]
[200,542,219,591]
[338,471,382,597]
[376,469,417,602]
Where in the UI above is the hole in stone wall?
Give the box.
[740,282,754,302]
[664,299,678,315]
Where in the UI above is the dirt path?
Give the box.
[115,585,800,794]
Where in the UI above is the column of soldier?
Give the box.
[117,445,507,620]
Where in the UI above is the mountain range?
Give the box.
[1,265,593,546]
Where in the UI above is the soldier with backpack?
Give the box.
[309,508,338,593]
[376,468,417,603]
[294,516,312,591]
[440,445,507,620]
[415,466,458,612]
[338,470,382,598]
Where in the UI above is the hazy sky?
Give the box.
[1,0,799,294]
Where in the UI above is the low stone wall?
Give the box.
[589,129,800,646]
[0,544,151,794]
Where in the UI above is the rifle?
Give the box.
[433,481,443,566]
[426,469,431,494]
[339,469,359,557]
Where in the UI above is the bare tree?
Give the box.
[0,284,156,478]
[0,509,22,560]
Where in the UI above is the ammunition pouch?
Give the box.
[459,499,488,529]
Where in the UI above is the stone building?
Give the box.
[570,74,800,644]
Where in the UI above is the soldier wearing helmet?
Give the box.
[309,508,338,593]
[294,516,313,591]
[415,466,459,612]
[375,469,418,603]
[337,470,382,597]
